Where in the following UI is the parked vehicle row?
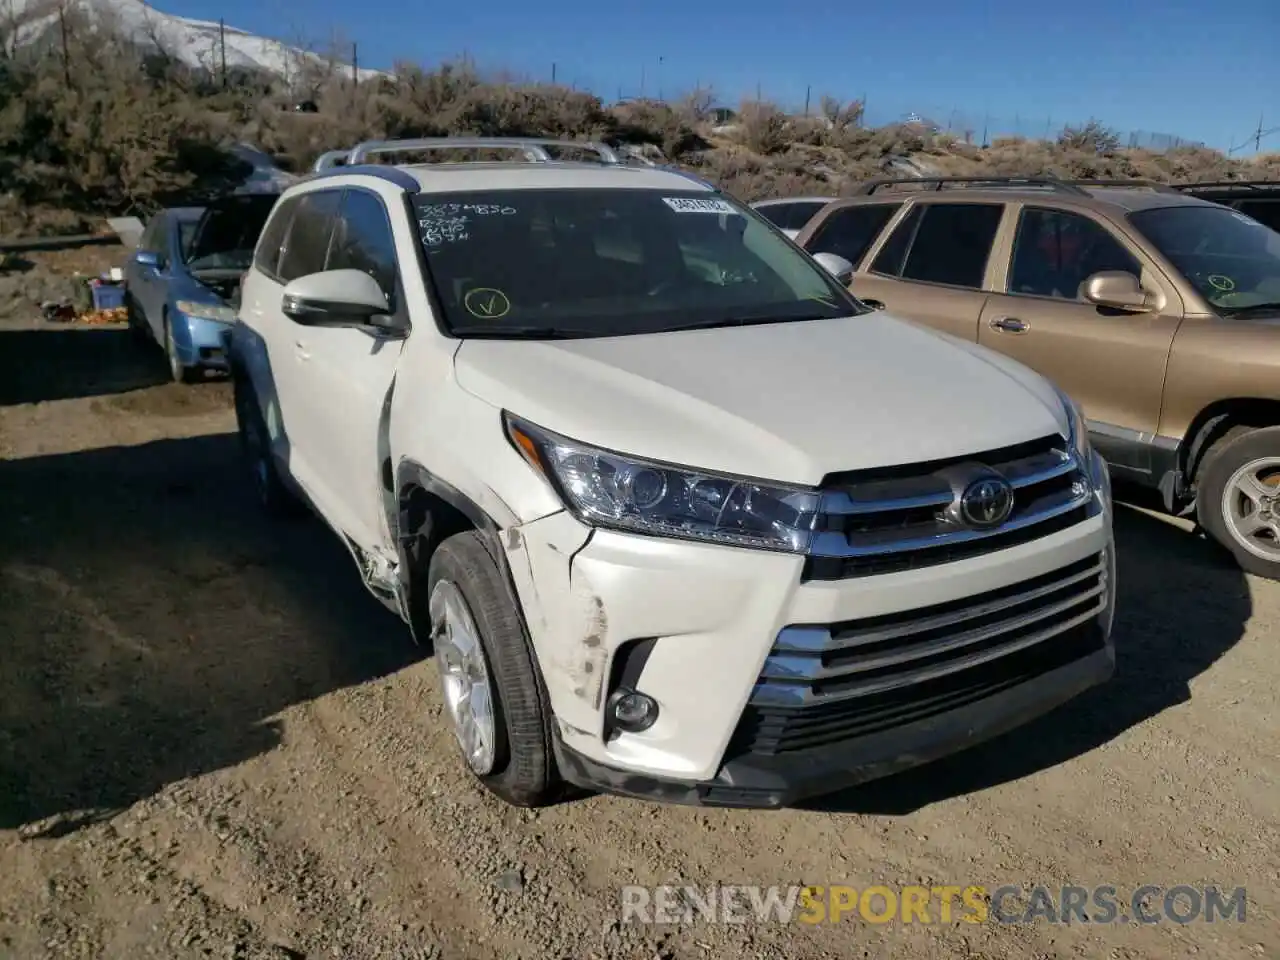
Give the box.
[782,176,1280,581]
[123,143,1279,812]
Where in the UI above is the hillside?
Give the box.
[0,6,1277,238]
[3,0,384,82]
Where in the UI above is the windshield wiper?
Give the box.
[1219,302,1280,318]
[657,313,837,334]
[450,325,599,340]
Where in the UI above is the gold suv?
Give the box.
[794,176,1280,580]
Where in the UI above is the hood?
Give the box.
[454,313,1069,486]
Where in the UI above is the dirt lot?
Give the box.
[1,251,1277,959]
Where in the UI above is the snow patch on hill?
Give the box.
[3,0,385,83]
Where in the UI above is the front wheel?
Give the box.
[427,531,560,807]
[163,316,197,383]
[1196,425,1280,580]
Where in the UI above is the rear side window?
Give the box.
[755,203,797,228]
[326,190,398,299]
[899,203,1004,288]
[277,190,342,283]
[870,204,923,275]
[255,197,299,278]
[807,204,901,269]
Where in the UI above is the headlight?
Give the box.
[504,414,820,553]
[176,300,237,322]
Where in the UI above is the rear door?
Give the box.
[850,200,1007,340]
[976,204,1183,474]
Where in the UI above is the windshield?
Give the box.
[411,188,865,338]
[1129,205,1280,314]
[176,213,203,259]
[185,194,279,271]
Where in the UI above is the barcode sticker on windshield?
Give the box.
[662,197,737,215]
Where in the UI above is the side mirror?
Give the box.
[1080,271,1154,312]
[812,252,855,285]
[134,250,160,269]
[281,269,391,327]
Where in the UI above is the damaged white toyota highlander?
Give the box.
[228,136,1117,809]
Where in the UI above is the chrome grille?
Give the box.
[728,554,1108,757]
[804,433,1096,580]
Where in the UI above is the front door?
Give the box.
[283,186,408,555]
[132,215,170,335]
[978,205,1182,475]
[249,187,345,514]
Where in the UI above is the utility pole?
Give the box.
[352,42,358,86]
[803,84,810,116]
[551,62,557,83]
[219,18,227,88]
[1256,113,1266,153]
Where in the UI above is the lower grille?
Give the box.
[728,555,1108,758]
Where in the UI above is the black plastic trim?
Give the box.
[307,164,422,192]
[553,639,1114,809]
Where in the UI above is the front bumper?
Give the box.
[554,639,1113,808]
[173,313,233,369]
[503,451,1116,802]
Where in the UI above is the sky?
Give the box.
[162,0,1277,153]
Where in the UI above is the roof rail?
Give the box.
[1173,180,1280,192]
[852,176,1091,197]
[312,149,350,172]
[1064,178,1180,194]
[311,136,621,172]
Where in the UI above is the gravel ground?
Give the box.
[1,255,1277,959]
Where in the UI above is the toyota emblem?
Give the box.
[959,477,1015,528]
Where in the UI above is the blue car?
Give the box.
[124,192,280,382]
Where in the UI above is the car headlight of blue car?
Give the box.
[176,300,238,323]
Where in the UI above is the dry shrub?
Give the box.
[733,100,791,156]
[1,16,1277,237]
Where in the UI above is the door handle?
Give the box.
[989,316,1029,334]
[294,340,311,361]
[861,298,885,311]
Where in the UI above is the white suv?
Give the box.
[228,136,1117,809]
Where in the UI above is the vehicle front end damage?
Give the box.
[499,445,1117,809]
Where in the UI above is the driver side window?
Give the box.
[1009,207,1141,301]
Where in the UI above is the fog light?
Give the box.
[607,689,659,733]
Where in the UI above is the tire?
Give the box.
[427,530,560,807]
[1195,424,1280,580]
[234,383,303,519]
[163,315,197,384]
